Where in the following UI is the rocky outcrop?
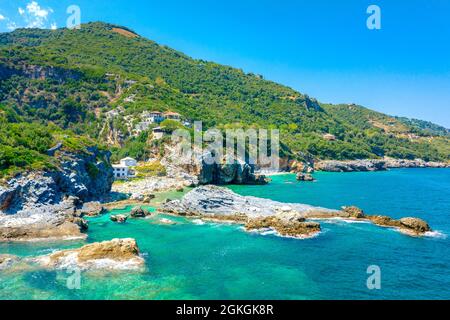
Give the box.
[196,153,268,185]
[245,216,321,238]
[1,239,145,271]
[0,196,88,242]
[160,185,336,219]
[347,208,432,236]
[315,160,387,172]
[130,207,152,218]
[161,143,268,186]
[315,158,449,172]
[383,158,450,169]
[342,206,365,218]
[399,218,431,235]
[32,238,144,271]
[160,186,433,238]
[0,147,113,241]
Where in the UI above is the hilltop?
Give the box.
[0,22,449,171]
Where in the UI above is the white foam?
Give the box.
[192,219,205,225]
[310,217,371,224]
[424,230,447,239]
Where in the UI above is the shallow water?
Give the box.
[1,169,449,300]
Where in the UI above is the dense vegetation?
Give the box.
[0,104,103,179]
[0,22,448,176]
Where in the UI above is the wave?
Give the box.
[241,226,321,240]
[310,217,371,225]
[424,230,447,239]
[191,219,205,225]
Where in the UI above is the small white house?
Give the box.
[113,165,130,179]
[113,157,137,179]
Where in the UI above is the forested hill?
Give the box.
[0,22,449,165]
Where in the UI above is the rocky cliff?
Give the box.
[0,146,113,241]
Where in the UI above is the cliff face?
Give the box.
[0,147,113,241]
[0,146,113,215]
[0,62,82,82]
[197,153,268,185]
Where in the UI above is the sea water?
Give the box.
[0,169,449,299]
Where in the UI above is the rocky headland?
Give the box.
[160,186,433,238]
[0,147,114,242]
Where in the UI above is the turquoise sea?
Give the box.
[0,168,449,300]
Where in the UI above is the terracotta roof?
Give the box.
[163,111,181,116]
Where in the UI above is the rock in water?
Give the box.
[296,173,315,181]
[399,217,431,235]
[31,238,145,271]
[342,206,365,218]
[245,216,321,238]
[110,215,128,223]
[366,215,431,236]
[130,207,152,218]
[0,254,21,270]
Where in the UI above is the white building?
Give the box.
[113,165,130,179]
[113,157,137,179]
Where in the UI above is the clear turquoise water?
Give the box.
[0,169,449,300]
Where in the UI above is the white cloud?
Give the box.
[3,1,54,31]
[20,1,54,28]
[26,1,52,18]
[50,22,57,30]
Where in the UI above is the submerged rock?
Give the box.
[0,254,21,270]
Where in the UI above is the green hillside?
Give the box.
[0,22,448,170]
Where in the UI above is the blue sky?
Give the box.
[1,0,449,127]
